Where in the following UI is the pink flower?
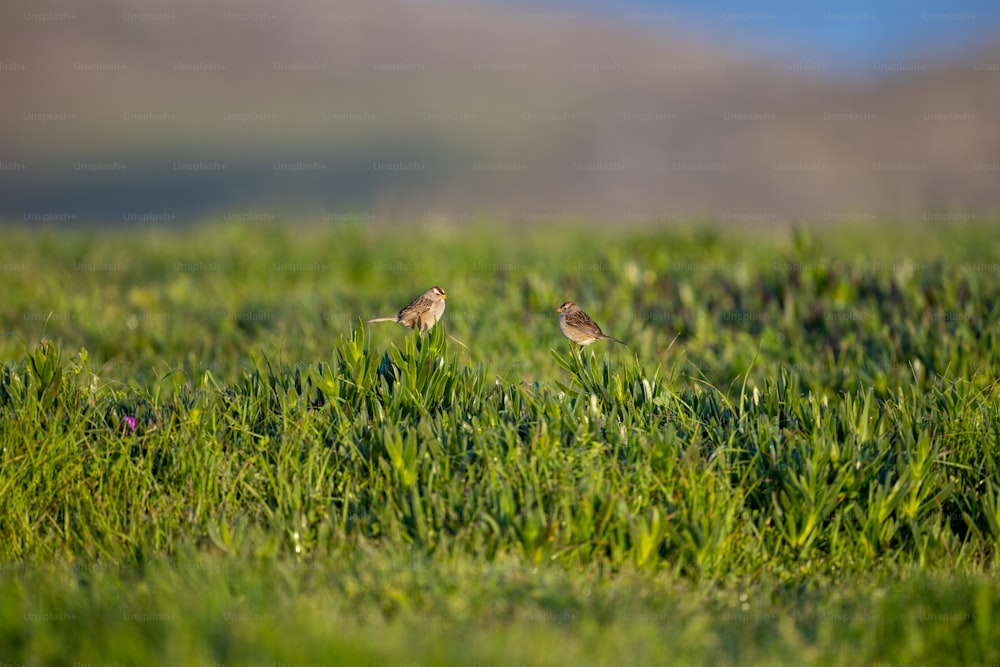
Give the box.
[120,416,137,434]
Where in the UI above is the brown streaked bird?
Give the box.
[368,286,447,333]
[556,301,626,347]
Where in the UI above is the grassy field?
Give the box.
[1,219,999,666]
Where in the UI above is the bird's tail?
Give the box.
[366,316,397,323]
[605,335,627,345]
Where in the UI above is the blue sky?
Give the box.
[498,0,1000,74]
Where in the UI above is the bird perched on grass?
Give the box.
[556,301,625,346]
[368,286,447,334]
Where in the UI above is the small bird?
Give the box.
[368,286,447,333]
[556,301,626,347]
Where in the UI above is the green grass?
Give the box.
[1,219,999,665]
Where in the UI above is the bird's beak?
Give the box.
[440,293,447,299]
[556,305,562,313]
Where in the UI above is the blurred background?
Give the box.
[2,0,998,226]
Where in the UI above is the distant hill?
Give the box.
[2,0,998,223]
